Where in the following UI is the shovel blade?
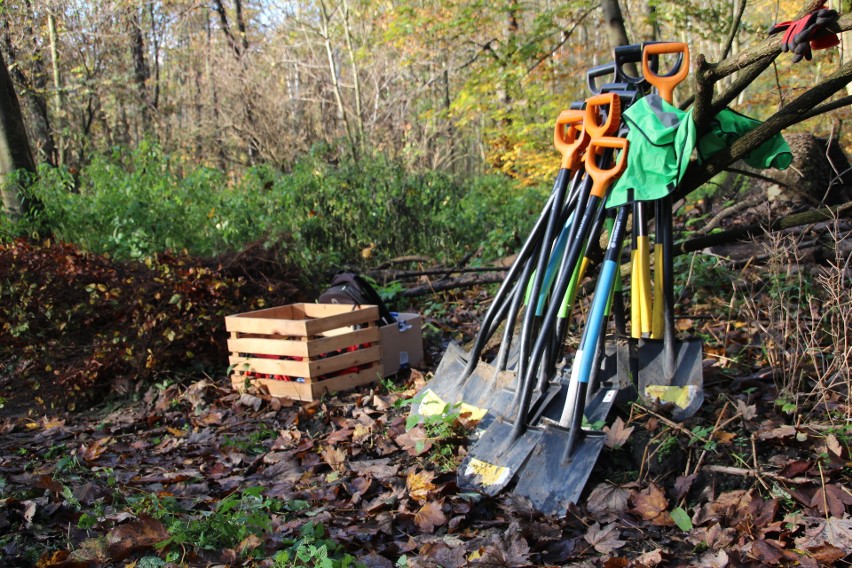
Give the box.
[513,426,607,516]
[637,338,703,420]
[457,420,542,496]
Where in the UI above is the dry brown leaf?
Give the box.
[603,417,634,449]
[809,485,852,518]
[757,425,797,440]
[711,430,736,445]
[688,523,735,550]
[586,483,630,516]
[672,473,697,501]
[417,542,466,568]
[632,549,664,567]
[473,526,531,567]
[106,516,169,561]
[795,517,852,550]
[321,446,347,473]
[804,544,848,564]
[395,425,432,457]
[406,470,437,503]
[747,539,784,565]
[238,534,264,556]
[734,398,757,421]
[695,549,729,568]
[631,484,673,526]
[414,501,447,533]
[824,434,843,457]
[326,427,353,444]
[80,436,113,463]
[584,522,626,554]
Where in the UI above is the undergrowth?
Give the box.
[9,142,544,273]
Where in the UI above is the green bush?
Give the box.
[20,142,546,275]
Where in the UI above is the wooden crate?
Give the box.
[226,303,383,401]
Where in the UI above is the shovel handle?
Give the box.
[554,109,589,171]
[586,62,617,95]
[583,93,621,139]
[585,136,628,199]
[642,42,689,104]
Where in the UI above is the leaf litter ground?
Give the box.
[1,240,851,567]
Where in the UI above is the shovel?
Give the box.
[457,131,628,496]
[633,42,703,420]
[512,203,631,515]
[412,109,590,422]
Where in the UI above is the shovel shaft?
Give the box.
[560,205,629,429]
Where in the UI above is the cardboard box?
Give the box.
[380,312,424,376]
[225,303,383,401]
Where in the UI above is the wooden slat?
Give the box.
[306,345,381,376]
[231,373,312,401]
[227,326,379,360]
[231,363,383,402]
[228,336,311,358]
[305,326,379,357]
[229,355,310,378]
[225,303,378,337]
[303,306,378,336]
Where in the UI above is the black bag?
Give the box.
[317,272,396,326]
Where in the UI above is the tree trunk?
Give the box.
[319,0,358,162]
[601,2,631,45]
[0,49,39,223]
[830,0,852,96]
[47,11,64,165]
[1,5,56,167]
[129,9,151,137]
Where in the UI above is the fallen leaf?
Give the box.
[695,549,729,568]
[414,501,447,533]
[321,446,347,473]
[670,507,693,531]
[474,526,531,567]
[689,523,735,550]
[795,517,852,550]
[672,473,697,501]
[804,544,847,565]
[584,522,626,554]
[80,436,114,463]
[758,425,797,441]
[238,393,263,411]
[711,430,736,445]
[238,534,263,556]
[809,485,852,518]
[395,426,432,457]
[734,398,757,421]
[633,549,663,566]
[824,434,843,457]
[603,417,634,449]
[418,542,466,568]
[106,516,169,561]
[406,470,437,503]
[747,539,784,565]
[631,484,673,526]
[586,483,630,516]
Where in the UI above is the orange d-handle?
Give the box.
[554,109,589,172]
[583,93,622,140]
[642,42,689,104]
[584,136,628,199]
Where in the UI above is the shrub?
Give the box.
[19,142,545,276]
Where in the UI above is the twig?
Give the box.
[703,464,810,485]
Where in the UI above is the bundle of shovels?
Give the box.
[411,42,705,517]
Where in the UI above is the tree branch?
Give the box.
[675,57,852,202]
[675,201,852,256]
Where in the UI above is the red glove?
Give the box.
[769,6,839,63]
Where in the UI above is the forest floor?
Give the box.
[0,224,851,567]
